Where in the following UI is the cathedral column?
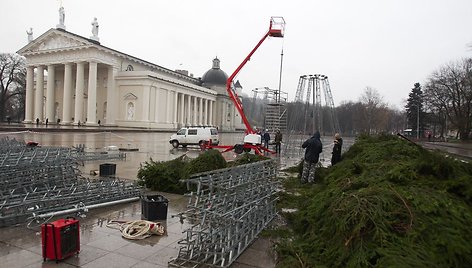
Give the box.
[222,101,227,128]
[34,65,44,121]
[149,86,156,122]
[62,63,73,124]
[142,84,150,122]
[180,93,185,124]
[174,91,178,124]
[209,100,213,126]
[187,95,191,125]
[153,88,159,123]
[204,99,209,125]
[24,66,34,123]
[106,66,117,125]
[230,103,235,130]
[193,96,197,125]
[198,97,203,125]
[86,61,97,124]
[45,65,56,123]
[166,90,172,123]
[74,62,85,124]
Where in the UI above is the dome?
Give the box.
[201,58,228,87]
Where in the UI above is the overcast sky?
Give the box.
[2,0,471,109]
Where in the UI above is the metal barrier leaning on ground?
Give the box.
[169,159,279,268]
[0,137,140,227]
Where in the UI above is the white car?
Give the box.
[169,127,219,148]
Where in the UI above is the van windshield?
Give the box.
[177,129,186,135]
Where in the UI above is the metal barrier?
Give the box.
[0,137,27,153]
[0,138,139,227]
[169,159,278,268]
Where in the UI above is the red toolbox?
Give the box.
[41,218,80,262]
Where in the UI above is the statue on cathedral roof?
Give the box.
[26,28,33,43]
[57,6,66,30]
[91,17,99,41]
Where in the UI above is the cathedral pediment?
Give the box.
[18,29,91,55]
[28,33,88,52]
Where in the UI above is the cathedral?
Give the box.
[17,9,245,131]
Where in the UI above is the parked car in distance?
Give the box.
[169,126,219,148]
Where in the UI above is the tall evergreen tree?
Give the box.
[405,83,424,137]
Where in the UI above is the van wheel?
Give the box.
[172,140,179,148]
[199,140,207,150]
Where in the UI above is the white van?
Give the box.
[169,127,219,148]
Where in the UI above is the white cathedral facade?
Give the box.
[18,18,245,131]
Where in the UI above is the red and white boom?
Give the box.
[207,17,285,155]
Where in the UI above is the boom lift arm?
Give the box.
[204,17,285,155]
[226,17,285,136]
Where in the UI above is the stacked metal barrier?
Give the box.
[0,138,140,227]
[0,137,29,153]
[169,160,278,268]
[74,150,126,162]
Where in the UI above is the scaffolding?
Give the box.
[169,160,278,267]
[0,138,140,227]
[265,103,287,132]
[252,87,288,132]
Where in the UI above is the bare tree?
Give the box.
[359,87,387,134]
[0,54,26,122]
[386,109,406,134]
[336,101,355,135]
[424,58,472,140]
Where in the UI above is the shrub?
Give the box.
[137,156,188,194]
[138,150,229,194]
[228,153,269,167]
[184,149,227,177]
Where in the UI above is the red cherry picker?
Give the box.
[205,17,286,155]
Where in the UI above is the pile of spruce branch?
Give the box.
[275,134,472,267]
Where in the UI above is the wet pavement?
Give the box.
[0,193,182,268]
[0,187,275,268]
[0,125,316,268]
[420,141,472,160]
[1,124,469,267]
[0,192,277,268]
[0,126,348,179]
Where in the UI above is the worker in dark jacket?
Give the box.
[331,133,343,166]
[263,129,270,148]
[301,131,323,183]
[274,129,283,154]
